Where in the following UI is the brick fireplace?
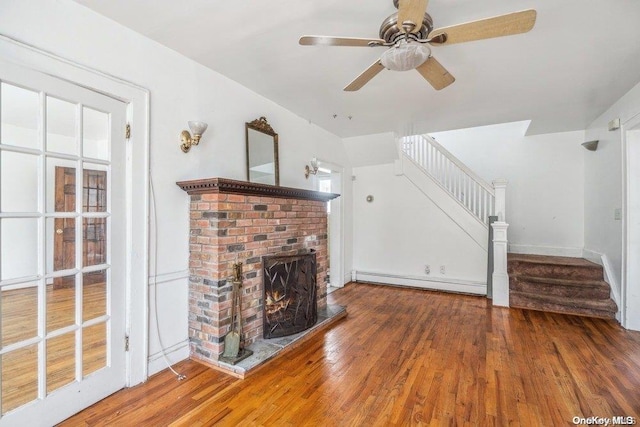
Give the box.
[177,178,339,365]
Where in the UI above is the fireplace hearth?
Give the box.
[177,177,340,364]
[263,250,317,339]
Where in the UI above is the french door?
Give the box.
[0,61,127,426]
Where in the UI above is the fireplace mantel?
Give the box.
[178,176,337,364]
[177,177,339,202]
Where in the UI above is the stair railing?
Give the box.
[400,133,510,306]
[400,134,503,225]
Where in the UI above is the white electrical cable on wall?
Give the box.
[149,175,186,381]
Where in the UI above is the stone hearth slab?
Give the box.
[201,304,346,378]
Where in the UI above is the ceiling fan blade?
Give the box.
[299,36,385,47]
[415,57,455,90]
[397,0,429,33]
[429,9,536,45]
[344,60,385,91]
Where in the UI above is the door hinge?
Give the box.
[125,335,130,352]
[125,123,131,140]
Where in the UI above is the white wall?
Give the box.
[583,80,640,322]
[0,0,353,375]
[352,163,487,286]
[343,132,397,167]
[430,122,586,257]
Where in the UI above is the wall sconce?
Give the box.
[581,140,599,151]
[304,158,319,179]
[180,121,208,153]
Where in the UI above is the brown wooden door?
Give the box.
[54,167,107,288]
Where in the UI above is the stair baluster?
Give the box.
[401,134,498,226]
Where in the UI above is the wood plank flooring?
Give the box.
[1,282,107,414]
[62,282,640,426]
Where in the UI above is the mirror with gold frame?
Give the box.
[245,117,279,186]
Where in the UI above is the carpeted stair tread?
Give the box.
[510,291,617,319]
[510,276,611,299]
[507,255,603,281]
[507,254,600,268]
[517,275,609,288]
[507,254,617,320]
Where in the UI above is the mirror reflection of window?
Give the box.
[248,129,276,185]
[245,117,279,186]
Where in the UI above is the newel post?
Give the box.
[491,222,510,307]
[492,179,508,221]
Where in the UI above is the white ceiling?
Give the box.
[73,0,640,138]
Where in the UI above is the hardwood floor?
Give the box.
[62,282,640,426]
[1,282,107,414]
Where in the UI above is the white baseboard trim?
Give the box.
[583,248,621,322]
[147,339,190,376]
[508,244,583,258]
[342,272,352,286]
[582,248,602,265]
[148,269,189,287]
[353,271,486,295]
[1,281,38,291]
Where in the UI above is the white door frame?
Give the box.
[314,159,346,287]
[622,112,640,331]
[0,35,150,384]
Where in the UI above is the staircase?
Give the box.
[400,134,505,251]
[401,134,497,226]
[399,134,510,303]
[508,254,617,319]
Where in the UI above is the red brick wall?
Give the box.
[188,193,328,362]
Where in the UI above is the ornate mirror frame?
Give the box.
[245,116,279,186]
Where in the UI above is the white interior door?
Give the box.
[0,60,127,426]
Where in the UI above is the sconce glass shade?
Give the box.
[380,41,431,71]
[305,157,319,179]
[582,140,599,151]
[181,121,208,152]
[188,121,208,136]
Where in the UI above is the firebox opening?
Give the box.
[262,250,318,339]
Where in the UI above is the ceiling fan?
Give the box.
[299,0,537,91]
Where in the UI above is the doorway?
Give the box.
[624,115,640,330]
[0,61,127,425]
[54,167,107,289]
[314,160,345,291]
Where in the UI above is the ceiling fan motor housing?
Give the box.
[379,12,433,43]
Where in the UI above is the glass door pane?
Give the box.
[0,82,39,150]
[1,345,38,414]
[0,62,126,424]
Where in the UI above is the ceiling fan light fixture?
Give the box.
[380,40,431,71]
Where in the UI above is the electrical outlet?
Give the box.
[440,265,446,274]
[614,208,622,221]
[424,265,430,275]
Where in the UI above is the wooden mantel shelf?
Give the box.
[176,177,339,202]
